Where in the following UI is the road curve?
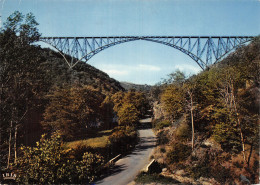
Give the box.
[95,118,156,185]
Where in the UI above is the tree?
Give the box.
[162,69,186,85]
[160,70,187,121]
[122,91,149,117]
[41,85,105,140]
[214,66,247,159]
[117,103,140,126]
[183,79,197,150]
[161,84,185,121]
[110,91,149,124]
[100,96,116,129]
[111,91,124,113]
[0,11,47,168]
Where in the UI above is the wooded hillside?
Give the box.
[150,36,259,184]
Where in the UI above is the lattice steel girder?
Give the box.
[40,36,254,70]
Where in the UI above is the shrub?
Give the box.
[175,122,191,141]
[76,152,104,183]
[108,126,138,155]
[167,142,191,164]
[160,147,166,153]
[210,165,231,183]
[213,121,241,153]
[186,151,211,179]
[12,134,104,184]
[135,172,180,184]
[157,130,169,145]
[154,120,172,130]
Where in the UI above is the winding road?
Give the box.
[95,117,156,185]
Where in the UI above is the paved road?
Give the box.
[95,118,156,185]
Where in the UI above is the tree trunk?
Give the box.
[14,124,18,163]
[232,93,246,162]
[191,97,194,151]
[237,116,246,161]
[247,143,254,168]
[7,121,12,169]
[188,91,195,151]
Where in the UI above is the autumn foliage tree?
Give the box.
[110,90,149,126]
[117,103,140,126]
[41,85,105,140]
[161,84,185,121]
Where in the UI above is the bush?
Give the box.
[135,172,180,184]
[157,130,169,145]
[167,142,191,164]
[210,165,231,183]
[175,122,191,141]
[154,120,172,130]
[186,154,212,180]
[213,121,241,153]
[108,126,138,155]
[76,152,104,183]
[12,134,104,184]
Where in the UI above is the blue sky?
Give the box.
[1,0,260,85]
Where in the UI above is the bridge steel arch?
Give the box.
[40,36,254,70]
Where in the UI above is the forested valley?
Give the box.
[0,11,259,184]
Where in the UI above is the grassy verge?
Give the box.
[135,172,181,184]
[65,130,112,149]
[66,135,110,149]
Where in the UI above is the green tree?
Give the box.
[162,69,186,85]
[0,11,47,168]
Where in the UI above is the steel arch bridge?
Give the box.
[40,36,254,70]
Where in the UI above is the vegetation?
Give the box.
[135,172,180,184]
[12,134,104,184]
[151,37,260,184]
[109,126,138,155]
[41,85,105,140]
[1,10,259,185]
[0,11,145,184]
[167,142,192,164]
[0,11,47,169]
[66,135,110,149]
[107,90,150,126]
[152,119,172,130]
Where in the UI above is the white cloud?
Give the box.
[136,64,161,71]
[174,64,201,74]
[94,63,161,74]
[103,69,129,76]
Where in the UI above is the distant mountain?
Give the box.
[120,81,152,92]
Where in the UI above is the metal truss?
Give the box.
[40,36,254,70]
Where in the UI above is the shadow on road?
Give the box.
[130,136,157,155]
[96,164,126,184]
